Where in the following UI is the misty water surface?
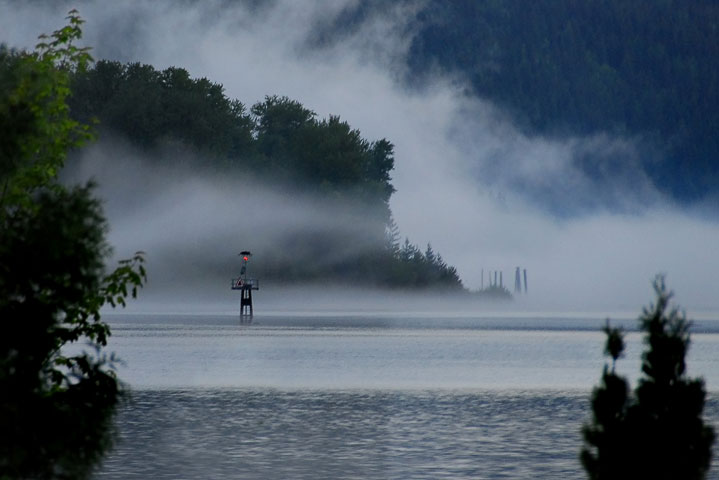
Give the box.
[100,312,719,390]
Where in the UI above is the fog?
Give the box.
[2,0,718,314]
[64,139,392,298]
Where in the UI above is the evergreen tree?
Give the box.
[424,243,436,265]
[385,214,401,257]
[581,276,715,479]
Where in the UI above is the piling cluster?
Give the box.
[480,267,527,294]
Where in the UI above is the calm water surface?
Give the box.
[91,313,719,479]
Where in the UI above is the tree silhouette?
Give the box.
[1,12,145,479]
[602,320,624,373]
[581,276,715,479]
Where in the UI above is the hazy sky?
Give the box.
[2,0,717,312]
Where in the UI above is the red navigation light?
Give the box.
[243,256,249,261]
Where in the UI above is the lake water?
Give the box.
[91,312,719,479]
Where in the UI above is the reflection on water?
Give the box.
[86,314,719,479]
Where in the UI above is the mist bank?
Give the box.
[103,284,719,337]
[68,138,719,315]
[3,1,718,312]
[65,138,469,296]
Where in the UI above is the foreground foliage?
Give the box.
[581,276,715,479]
[0,12,145,479]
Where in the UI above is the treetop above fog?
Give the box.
[69,61,395,211]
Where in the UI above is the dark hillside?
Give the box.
[405,0,719,201]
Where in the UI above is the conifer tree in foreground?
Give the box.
[581,276,715,479]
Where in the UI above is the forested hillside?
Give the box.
[404,0,718,201]
[67,60,464,291]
